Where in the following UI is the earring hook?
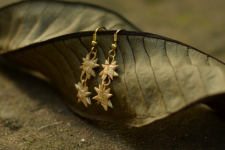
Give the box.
[92,26,107,46]
[90,26,107,56]
[109,29,125,59]
[113,29,124,43]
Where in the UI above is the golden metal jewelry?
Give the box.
[75,26,107,107]
[93,29,124,111]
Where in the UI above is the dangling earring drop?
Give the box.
[93,29,124,111]
[75,26,107,107]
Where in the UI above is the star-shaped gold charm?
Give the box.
[75,82,92,107]
[92,84,113,111]
[80,53,100,79]
[99,59,119,80]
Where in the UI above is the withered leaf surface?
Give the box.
[0,0,138,52]
[0,1,225,127]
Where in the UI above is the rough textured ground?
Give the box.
[1,0,225,149]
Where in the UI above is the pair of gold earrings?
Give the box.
[75,26,123,111]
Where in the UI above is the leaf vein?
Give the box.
[142,37,167,114]
[16,2,49,49]
[164,41,187,104]
[126,35,148,115]
[187,47,207,95]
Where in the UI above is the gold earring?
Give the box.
[75,26,107,107]
[92,29,124,111]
